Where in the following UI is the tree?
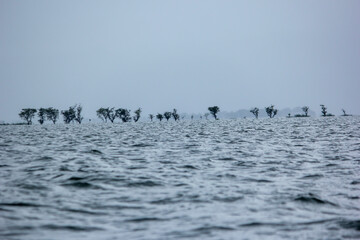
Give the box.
[302,106,309,117]
[96,108,109,122]
[208,106,220,119]
[38,108,46,124]
[156,113,163,121]
[45,107,59,124]
[320,104,327,116]
[116,108,131,122]
[133,108,141,122]
[164,112,172,121]
[250,107,259,119]
[19,108,37,125]
[107,108,116,123]
[172,109,180,121]
[61,106,76,124]
[265,105,278,118]
[149,114,154,121]
[204,113,209,120]
[74,105,83,124]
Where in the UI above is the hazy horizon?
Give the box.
[1,1,359,122]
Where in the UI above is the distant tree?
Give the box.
[341,109,353,117]
[250,107,259,119]
[19,108,37,125]
[302,106,309,117]
[191,115,194,120]
[340,109,351,117]
[116,108,131,122]
[265,105,278,118]
[320,104,327,116]
[133,108,142,122]
[96,108,109,122]
[45,107,59,124]
[61,106,76,124]
[287,113,291,118]
[208,106,220,119]
[172,109,180,121]
[74,105,83,124]
[107,108,116,123]
[164,112,172,121]
[38,108,46,125]
[204,113,209,120]
[156,113,163,121]
[320,104,334,117]
[149,114,154,121]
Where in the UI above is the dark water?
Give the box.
[0,117,359,240]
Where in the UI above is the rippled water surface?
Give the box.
[1,117,360,239]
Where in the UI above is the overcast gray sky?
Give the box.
[1,0,359,121]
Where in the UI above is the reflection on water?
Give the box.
[0,117,359,239]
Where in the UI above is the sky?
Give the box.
[1,0,359,122]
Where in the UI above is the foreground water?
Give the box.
[0,117,359,239]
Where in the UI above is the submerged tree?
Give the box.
[133,108,142,122]
[45,107,59,124]
[61,106,76,124]
[250,107,259,119]
[19,108,37,125]
[172,109,180,121]
[341,109,352,116]
[164,112,172,121]
[116,108,131,122]
[265,105,278,118]
[96,108,109,122]
[149,114,154,121]
[107,108,116,123]
[38,108,46,124]
[320,104,327,116]
[156,113,163,122]
[302,106,309,117]
[320,104,333,117]
[208,106,220,120]
[74,105,83,124]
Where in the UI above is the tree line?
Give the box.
[17,104,350,125]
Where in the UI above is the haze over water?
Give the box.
[1,117,359,239]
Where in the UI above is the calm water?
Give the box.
[0,117,359,240]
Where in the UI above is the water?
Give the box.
[0,117,359,239]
